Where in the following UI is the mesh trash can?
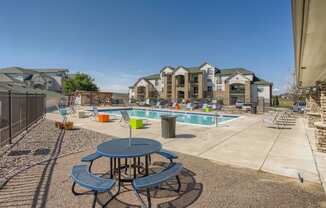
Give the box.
[161,115,176,138]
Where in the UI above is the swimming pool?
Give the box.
[99,108,239,126]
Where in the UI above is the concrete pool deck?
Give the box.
[47,111,326,190]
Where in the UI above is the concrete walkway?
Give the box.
[47,112,322,185]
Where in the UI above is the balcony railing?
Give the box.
[230,90,245,94]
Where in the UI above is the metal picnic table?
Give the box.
[96,138,162,191]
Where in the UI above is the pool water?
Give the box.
[99,109,238,126]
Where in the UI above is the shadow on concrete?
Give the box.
[97,161,203,208]
[267,126,292,129]
[175,134,196,139]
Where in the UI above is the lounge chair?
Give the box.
[120,110,131,124]
[186,103,193,111]
[156,101,164,109]
[120,110,149,126]
[71,165,117,208]
[91,105,99,116]
[132,163,183,208]
[57,105,70,121]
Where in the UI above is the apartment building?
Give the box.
[0,67,69,93]
[129,63,272,105]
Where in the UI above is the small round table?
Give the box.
[97,138,162,190]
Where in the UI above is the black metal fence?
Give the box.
[0,90,46,147]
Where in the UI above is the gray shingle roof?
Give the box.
[144,74,160,80]
[0,67,38,74]
[254,77,272,85]
[186,67,202,73]
[219,68,254,76]
[160,66,175,72]
[0,82,43,93]
[35,68,69,73]
[0,73,22,83]
[0,67,69,74]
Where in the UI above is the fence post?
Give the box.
[44,94,46,117]
[26,92,28,131]
[8,90,12,144]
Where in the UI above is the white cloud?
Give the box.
[273,88,280,92]
[88,70,144,93]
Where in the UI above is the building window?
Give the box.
[194,87,198,94]
[192,76,198,83]
[216,76,222,84]
[155,80,159,86]
[230,84,245,94]
[207,86,212,92]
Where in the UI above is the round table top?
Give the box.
[97,138,162,158]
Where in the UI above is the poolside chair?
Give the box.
[91,105,99,116]
[120,110,130,124]
[145,99,150,106]
[120,110,149,126]
[132,163,183,208]
[186,103,193,111]
[156,101,162,109]
[57,105,70,121]
[71,165,118,208]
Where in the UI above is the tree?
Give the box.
[275,96,279,106]
[286,68,306,102]
[63,73,98,94]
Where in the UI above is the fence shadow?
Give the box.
[0,127,65,208]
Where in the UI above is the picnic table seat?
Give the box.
[157,149,178,162]
[132,163,183,208]
[71,165,117,208]
[81,152,102,172]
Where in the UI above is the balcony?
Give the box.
[177,86,185,91]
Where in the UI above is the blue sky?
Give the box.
[0,0,293,93]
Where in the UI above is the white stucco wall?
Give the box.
[220,76,229,91]
[200,63,216,90]
[148,79,161,92]
[257,85,271,102]
[129,88,134,99]
[174,67,188,76]
[136,79,149,87]
[162,67,174,74]
[245,75,254,81]
[228,74,249,85]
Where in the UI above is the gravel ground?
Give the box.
[0,119,325,208]
[0,119,112,180]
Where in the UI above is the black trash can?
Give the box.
[251,104,257,114]
[161,115,176,138]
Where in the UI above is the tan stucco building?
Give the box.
[129,63,272,105]
[292,0,326,152]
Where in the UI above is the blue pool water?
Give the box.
[99,108,238,126]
